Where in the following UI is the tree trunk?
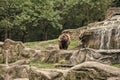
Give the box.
[8,29,11,39]
[5,28,8,40]
[45,30,48,40]
[21,31,27,42]
[43,22,48,40]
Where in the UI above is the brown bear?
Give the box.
[58,33,71,50]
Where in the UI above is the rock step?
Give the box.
[96,49,120,54]
[30,67,69,80]
[14,78,29,80]
[54,63,73,68]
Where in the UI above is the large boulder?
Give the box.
[0,39,25,63]
[79,8,120,49]
[70,48,120,65]
[29,62,120,80]
[37,50,76,63]
[23,48,41,61]
[66,61,120,80]
[79,19,120,49]
[0,39,41,63]
[29,67,66,80]
[0,64,29,80]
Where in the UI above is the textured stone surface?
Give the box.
[14,78,29,80]
[70,48,120,65]
[36,50,76,63]
[0,39,25,63]
[62,8,120,49]
[29,67,66,80]
[0,61,120,80]
[106,7,120,20]
[66,61,120,80]
[78,12,120,49]
[0,64,29,80]
[0,39,41,63]
[0,39,75,64]
[29,61,120,80]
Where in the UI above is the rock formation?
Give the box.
[62,8,120,49]
[0,64,29,80]
[0,38,120,80]
[67,61,120,80]
[0,8,120,80]
[0,39,25,63]
[106,7,120,20]
[70,48,120,65]
[79,8,120,49]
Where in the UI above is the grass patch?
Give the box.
[68,40,79,49]
[25,39,79,50]
[30,61,55,69]
[25,39,58,50]
[112,64,120,68]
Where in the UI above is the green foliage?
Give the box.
[0,0,116,41]
[14,0,62,41]
[68,40,79,49]
[0,19,12,28]
[111,0,120,7]
[60,0,113,29]
[112,64,120,68]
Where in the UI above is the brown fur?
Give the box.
[58,33,71,50]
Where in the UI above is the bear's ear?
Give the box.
[58,34,64,40]
[58,37,61,41]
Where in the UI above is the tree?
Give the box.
[58,0,113,29]
[0,19,12,39]
[111,0,120,7]
[25,0,62,40]
[0,0,115,41]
